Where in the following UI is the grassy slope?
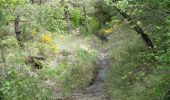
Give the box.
[40,35,100,98]
[0,33,101,99]
[105,24,170,100]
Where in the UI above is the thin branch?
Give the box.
[112,2,154,48]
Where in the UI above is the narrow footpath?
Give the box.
[68,50,111,100]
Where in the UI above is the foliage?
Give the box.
[93,0,116,25]
[0,37,53,99]
[106,26,170,99]
[70,8,83,27]
[0,68,52,100]
[0,0,26,8]
[0,0,169,99]
[88,17,100,32]
[37,4,66,32]
[105,0,170,99]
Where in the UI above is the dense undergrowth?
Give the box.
[106,25,170,100]
[0,33,98,99]
[0,0,100,99]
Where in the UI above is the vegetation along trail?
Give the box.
[0,0,169,100]
[68,49,111,100]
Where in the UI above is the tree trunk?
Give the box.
[113,3,154,48]
[83,1,89,32]
[64,5,71,34]
[14,15,23,47]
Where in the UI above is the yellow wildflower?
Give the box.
[40,34,52,43]
[103,28,112,34]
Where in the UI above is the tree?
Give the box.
[0,0,27,81]
[113,5,154,48]
[83,1,88,31]
[61,0,71,33]
[112,0,154,48]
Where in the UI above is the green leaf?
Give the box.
[167,32,170,36]
[137,21,141,25]
[5,81,10,86]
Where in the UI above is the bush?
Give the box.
[0,66,52,100]
[70,8,83,28]
[88,17,100,33]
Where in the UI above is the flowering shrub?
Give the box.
[103,28,112,34]
[40,34,52,43]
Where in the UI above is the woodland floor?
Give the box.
[66,25,129,100]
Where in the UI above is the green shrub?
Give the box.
[70,8,83,27]
[0,68,52,100]
[88,17,100,32]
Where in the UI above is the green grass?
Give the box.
[0,30,99,99]
[105,25,170,100]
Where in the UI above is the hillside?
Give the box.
[0,0,170,100]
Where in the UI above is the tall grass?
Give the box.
[106,24,170,100]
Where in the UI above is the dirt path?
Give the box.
[68,50,111,100]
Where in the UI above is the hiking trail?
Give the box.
[68,49,111,100]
